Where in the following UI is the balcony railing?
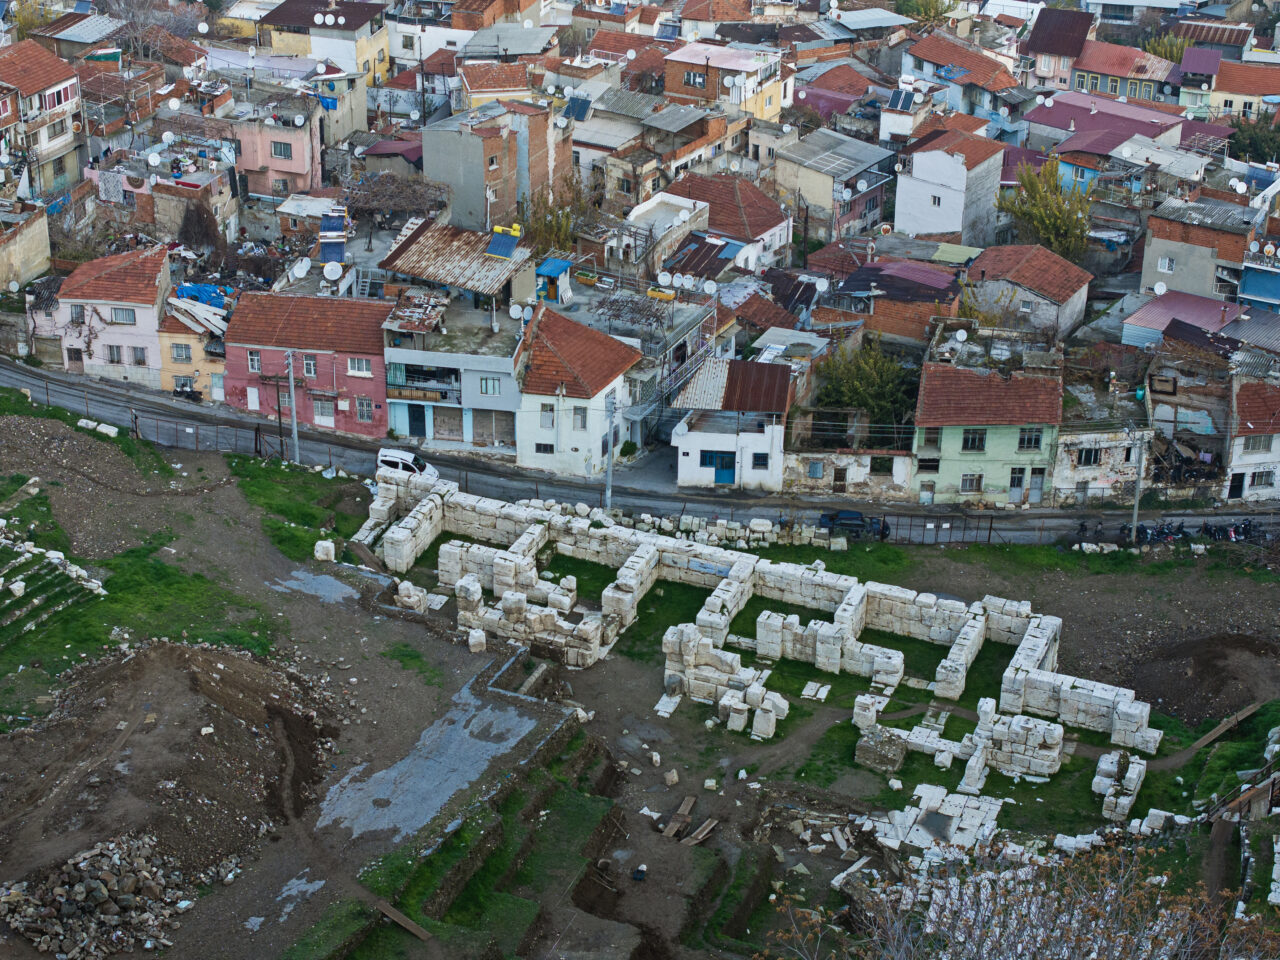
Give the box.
[387,377,460,404]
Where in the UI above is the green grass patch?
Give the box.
[4,493,72,554]
[736,650,869,709]
[864,751,966,809]
[949,640,1015,711]
[380,642,443,686]
[261,517,327,563]
[0,387,172,477]
[0,473,28,503]
[1194,701,1280,803]
[792,718,860,787]
[614,580,710,663]
[989,757,1102,836]
[728,594,831,637]
[510,787,611,895]
[227,455,367,538]
[540,552,617,606]
[280,900,376,960]
[860,628,948,681]
[700,849,771,953]
[753,541,915,583]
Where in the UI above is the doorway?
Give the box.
[1029,467,1045,504]
[712,452,735,485]
[1229,472,1245,499]
[407,404,427,438]
[833,466,847,493]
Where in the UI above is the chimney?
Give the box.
[1068,118,1075,132]
[1090,100,1097,115]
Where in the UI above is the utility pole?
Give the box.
[1128,422,1144,545]
[604,393,616,510]
[286,350,301,464]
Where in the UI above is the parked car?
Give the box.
[377,448,439,481]
[818,510,868,535]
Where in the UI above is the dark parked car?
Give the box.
[818,511,890,540]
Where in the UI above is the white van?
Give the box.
[377,448,439,481]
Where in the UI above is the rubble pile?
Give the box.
[0,835,202,958]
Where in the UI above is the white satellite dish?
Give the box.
[324,13,335,24]
[555,117,568,128]
[410,109,420,120]
[1251,240,1261,253]
[893,162,903,173]
[1239,182,1249,195]
[734,75,744,87]
[564,85,575,97]
[1153,281,1167,295]
[167,97,180,111]
[546,86,556,95]
[209,161,217,170]
[841,187,852,200]
[1162,84,1171,94]
[197,21,209,33]
[353,146,365,158]
[337,15,345,24]
[730,160,740,171]
[627,49,637,61]
[522,305,534,321]
[717,157,727,169]
[509,303,523,319]
[679,209,690,222]
[723,75,735,89]
[8,281,17,293]
[856,179,868,192]
[866,241,875,255]
[248,45,256,57]
[797,90,806,100]
[294,114,305,126]
[523,17,532,27]
[149,174,158,185]
[685,275,698,289]
[1121,146,1132,158]
[162,131,175,144]
[658,271,673,286]
[1268,243,1278,257]
[999,106,1009,118]
[323,261,343,280]
[703,280,717,294]
[912,91,924,104]
[782,123,792,133]
[148,153,161,167]
[955,329,968,342]
[1230,178,1240,188]
[1201,82,1209,91]
[1035,94,1044,105]
[829,0,837,7]
[264,117,275,125]
[313,12,324,24]
[299,257,311,273]
[292,260,307,278]
[1045,97,1055,108]
[815,277,829,293]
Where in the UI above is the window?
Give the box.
[378,49,386,62]
[1074,73,1086,90]
[1077,447,1101,467]
[960,473,983,493]
[1018,427,1042,451]
[540,403,554,428]
[1009,466,1026,489]
[807,460,823,479]
[617,177,632,195]
[1251,470,1275,488]
[1157,256,1175,274]
[303,354,316,377]
[42,82,75,109]
[279,390,291,408]
[866,195,879,212]
[931,195,941,207]
[480,377,501,396]
[401,34,415,51]
[921,426,941,448]
[683,70,706,89]
[1089,74,1099,91]
[1107,77,1119,94]
[1124,446,1133,463]
[248,350,261,373]
[1020,300,1034,312]
[69,304,84,324]
[48,118,66,139]
[131,346,147,366]
[1244,101,1255,117]
[173,375,194,391]
[363,60,371,73]
[961,428,986,452]
[271,141,293,160]
[752,452,769,470]
[288,217,300,230]
[313,399,335,426]
[111,307,136,325]
[572,149,580,167]
[730,133,741,146]
[1244,434,1273,453]
[1073,165,1087,182]
[488,155,498,169]
[573,405,587,430]
[1127,80,1138,97]
[347,356,373,376]
[0,99,9,117]
[1223,98,1235,111]
[650,176,661,193]
[765,95,773,107]
[699,450,717,467]
[356,397,374,422]
[106,344,122,364]
[1141,82,1153,99]
[171,343,192,363]
[535,442,554,454]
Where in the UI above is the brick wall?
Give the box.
[1148,215,1250,263]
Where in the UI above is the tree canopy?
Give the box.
[814,337,917,448]
[1229,114,1280,165]
[1143,33,1191,63]
[894,0,956,28]
[997,159,1091,262]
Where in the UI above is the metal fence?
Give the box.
[880,514,995,545]
[129,411,350,467]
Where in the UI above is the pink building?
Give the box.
[223,293,393,438]
[53,246,172,388]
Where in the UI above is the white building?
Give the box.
[894,129,1005,246]
[1226,378,1280,501]
[515,305,642,478]
[671,357,794,491]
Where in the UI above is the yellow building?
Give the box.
[215,0,278,39]
[158,313,226,400]
[259,0,390,85]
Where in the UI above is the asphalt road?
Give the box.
[2,358,1273,546]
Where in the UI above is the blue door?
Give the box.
[700,450,736,484]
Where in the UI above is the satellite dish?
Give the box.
[627,49,637,61]
[723,75,735,89]
[1230,178,1240,188]
[299,257,311,273]
[1162,84,1171,95]
[546,86,556,95]
[782,123,792,133]
[564,85,575,97]
[1250,240,1261,253]
[167,97,180,111]
[841,187,852,200]
[866,241,876,255]
[323,261,343,280]
[1153,281,1167,295]
[679,209,690,222]
[198,21,209,33]
[955,329,968,342]
[1035,94,1044,105]
[264,118,275,126]
[324,13,335,24]
[149,174,158,185]
[313,12,324,24]
[523,17,532,27]
[912,91,924,104]
[353,146,365,158]
[555,117,567,128]
[658,271,673,286]
[685,275,698,289]
[162,131,175,144]
[509,303,523,319]
[148,153,161,167]
[337,15,345,24]
[703,280,717,294]
[1045,97,1055,108]
[893,162,903,173]
[1268,243,1278,256]
[1201,82,1209,91]
[717,157,727,169]
[798,90,807,100]
[410,109,420,120]
[7,281,17,293]
[734,75,744,87]
[292,260,307,278]
[294,114,305,126]
[1117,96,1127,103]
[209,161,217,170]
[856,179,868,192]
[1238,182,1249,195]
[999,106,1009,118]
[730,160,740,171]
[522,305,534,321]
[1121,146,1132,158]
[248,45,256,57]
[815,277,829,293]
[880,222,892,236]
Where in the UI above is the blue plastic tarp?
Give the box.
[176,283,232,308]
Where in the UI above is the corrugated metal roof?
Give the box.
[832,7,914,28]
[594,87,664,120]
[380,218,531,295]
[643,104,706,133]
[675,356,730,409]
[1152,196,1259,235]
[1223,307,1280,352]
[53,13,124,42]
[1123,290,1244,332]
[673,357,791,411]
[775,128,891,180]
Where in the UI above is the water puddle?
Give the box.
[270,570,359,603]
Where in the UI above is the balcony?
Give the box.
[387,375,461,404]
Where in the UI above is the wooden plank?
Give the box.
[677,796,696,816]
[681,818,718,846]
[374,900,430,942]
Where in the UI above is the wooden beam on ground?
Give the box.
[374,900,430,942]
[681,818,718,846]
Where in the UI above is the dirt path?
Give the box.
[1203,817,1237,905]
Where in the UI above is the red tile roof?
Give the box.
[905,128,1005,170]
[810,63,871,98]
[60,247,168,306]
[970,244,1092,304]
[139,26,206,66]
[734,293,798,331]
[908,33,1017,92]
[638,4,664,22]
[807,240,864,279]
[385,65,422,90]
[1214,60,1280,97]
[459,61,531,93]
[681,0,751,20]
[1234,381,1280,437]
[0,40,75,97]
[913,111,988,139]
[519,305,641,398]
[624,46,670,89]
[916,362,1063,427]
[225,293,393,355]
[1025,7,1094,58]
[589,28,671,60]
[422,47,458,77]
[1072,39,1175,82]
[994,13,1025,28]
[661,173,788,241]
